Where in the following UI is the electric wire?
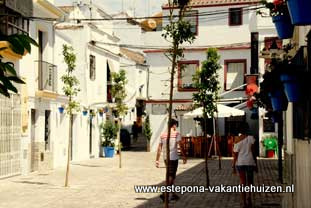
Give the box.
[22,4,263,22]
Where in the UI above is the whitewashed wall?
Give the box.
[143,3,277,152]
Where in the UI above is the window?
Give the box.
[90,55,96,80]
[224,60,246,90]
[178,60,199,91]
[184,10,198,35]
[229,8,242,26]
[107,60,112,103]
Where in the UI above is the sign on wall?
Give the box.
[151,104,167,115]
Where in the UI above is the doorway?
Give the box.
[30,109,37,172]
[89,111,94,157]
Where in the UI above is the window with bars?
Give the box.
[229,8,242,26]
[0,0,33,35]
[225,60,246,90]
[178,60,199,91]
[89,55,96,81]
[184,10,198,35]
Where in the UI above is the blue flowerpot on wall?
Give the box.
[58,107,64,114]
[82,110,88,116]
[287,0,311,25]
[272,14,294,39]
[269,90,288,112]
[280,74,300,102]
[103,146,114,158]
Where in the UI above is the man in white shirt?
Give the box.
[155,119,187,201]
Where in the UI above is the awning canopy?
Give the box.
[183,104,245,119]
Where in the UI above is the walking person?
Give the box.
[232,123,258,208]
[155,119,187,202]
[132,121,138,142]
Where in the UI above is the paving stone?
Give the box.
[0,149,283,208]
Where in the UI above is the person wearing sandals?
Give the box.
[155,119,187,202]
[232,123,258,208]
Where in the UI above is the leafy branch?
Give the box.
[0,34,38,97]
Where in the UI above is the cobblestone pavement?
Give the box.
[0,151,284,208]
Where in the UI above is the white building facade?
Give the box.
[142,0,278,152]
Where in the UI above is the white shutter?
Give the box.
[226,62,244,90]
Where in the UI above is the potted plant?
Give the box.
[82,107,88,116]
[100,120,118,158]
[261,0,294,39]
[143,115,152,152]
[263,135,278,158]
[287,0,311,25]
[98,108,104,117]
[278,63,304,102]
[58,104,65,114]
[270,45,303,102]
[259,66,288,112]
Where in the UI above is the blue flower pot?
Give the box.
[287,0,311,25]
[272,14,294,39]
[103,146,114,158]
[82,111,88,116]
[280,74,300,102]
[269,90,288,112]
[58,107,64,114]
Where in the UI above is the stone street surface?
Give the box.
[0,148,283,208]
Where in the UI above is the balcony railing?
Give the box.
[0,0,33,35]
[0,15,29,35]
[36,60,57,93]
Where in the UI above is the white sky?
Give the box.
[54,0,167,17]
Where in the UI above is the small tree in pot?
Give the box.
[143,115,152,152]
[100,120,118,158]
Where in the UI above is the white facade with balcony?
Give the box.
[17,0,66,174]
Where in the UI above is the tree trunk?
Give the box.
[118,119,122,168]
[204,116,210,187]
[164,54,177,208]
[65,114,73,187]
[164,2,185,207]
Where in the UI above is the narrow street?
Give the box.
[0,137,284,208]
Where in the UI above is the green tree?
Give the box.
[144,115,152,151]
[111,69,128,168]
[61,44,80,187]
[193,48,221,186]
[0,34,38,97]
[100,120,118,147]
[161,0,195,206]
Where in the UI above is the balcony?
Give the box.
[0,0,33,35]
[36,60,57,93]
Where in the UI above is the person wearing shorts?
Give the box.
[155,119,187,201]
[233,123,257,208]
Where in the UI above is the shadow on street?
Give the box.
[134,158,283,208]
